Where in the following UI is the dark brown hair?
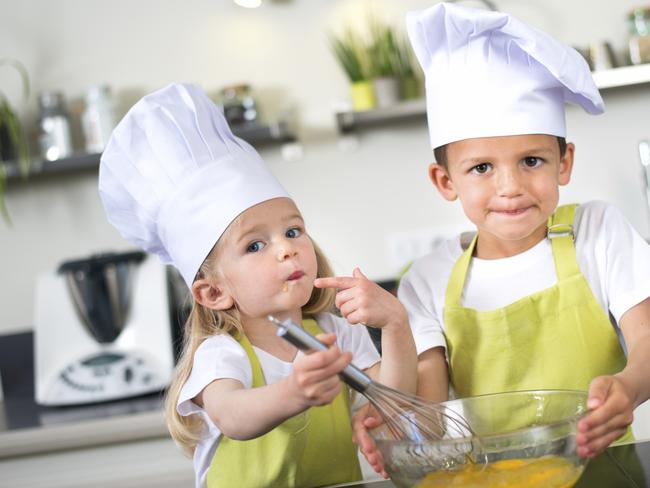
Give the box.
[433,136,567,167]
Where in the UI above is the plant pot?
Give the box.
[372,76,400,108]
[350,81,376,111]
[400,76,422,100]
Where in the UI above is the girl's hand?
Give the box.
[576,374,635,458]
[352,403,388,478]
[290,333,352,408]
[314,267,408,331]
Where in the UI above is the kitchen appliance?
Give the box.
[34,251,176,406]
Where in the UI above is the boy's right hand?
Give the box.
[352,403,388,478]
[290,333,352,408]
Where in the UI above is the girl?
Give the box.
[99,83,416,488]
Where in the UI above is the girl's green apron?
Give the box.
[206,318,362,487]
[443,204,631,442]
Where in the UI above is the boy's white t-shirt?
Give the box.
[399,201,650,356]
[177,312,380,488]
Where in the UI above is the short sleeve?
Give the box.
[398,265,447,355]
[177,334,252,416]
[588,202,650,322]
[315,313,380,370]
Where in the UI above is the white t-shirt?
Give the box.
[177,312,381,488]
[399,201,650,357]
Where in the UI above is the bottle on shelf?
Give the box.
[81,84,116,154]
[37,91,74,162]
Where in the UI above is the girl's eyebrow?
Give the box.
[235,213,305,244]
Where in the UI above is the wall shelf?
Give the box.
[2,121,297,183]
[335,63,650,134]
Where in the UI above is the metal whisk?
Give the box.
[267,316,477,444]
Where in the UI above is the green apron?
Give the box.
[443,204,631,442]
[206,318,362,487]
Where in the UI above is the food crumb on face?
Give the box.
[282,281,289,292]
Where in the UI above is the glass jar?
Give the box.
[219,84,257,126]
[81,84,116,153]
[628,7,650,64]
[37,91,74,161]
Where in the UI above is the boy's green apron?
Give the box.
[206,318,362,487]
[443,204,631,442]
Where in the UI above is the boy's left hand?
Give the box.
[314,267,407,330]
[576,374,635,458]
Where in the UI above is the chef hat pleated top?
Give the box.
[99,83,289,288]
[406,2,604,150]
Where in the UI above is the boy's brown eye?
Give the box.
[473,163,490,174]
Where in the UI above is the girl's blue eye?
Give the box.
[246,241,265,253]
[523,157,542,168]
[471,163,491,174]
[286,227,302,238]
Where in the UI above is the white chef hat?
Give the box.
[406,2,604,150]
[99,83,289,287]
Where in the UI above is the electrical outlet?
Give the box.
[385,225,468,274]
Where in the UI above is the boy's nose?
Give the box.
[496,168,523,197]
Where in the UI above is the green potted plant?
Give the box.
[329,27,376,111]
[367,18,401,108]
[0,58,31,223]
[394,34,423,100]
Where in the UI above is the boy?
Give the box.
[356,2,650,475]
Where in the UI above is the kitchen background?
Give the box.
[3,0,650,334]
[2,1,650,486]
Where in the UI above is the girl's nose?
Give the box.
[277,244,298,262]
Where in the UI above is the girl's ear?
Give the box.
[191,278,234,311]
[558,142,575,186]
[429,162,458,201]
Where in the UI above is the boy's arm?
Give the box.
[416,346,449,402]
[578,296,650,456]
[197,334,351,440]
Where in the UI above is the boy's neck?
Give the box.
[474,224,548,259]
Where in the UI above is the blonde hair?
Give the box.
[164,235,336,456]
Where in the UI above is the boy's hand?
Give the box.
[576,374,635,458]
[290,333,352,408]
[352,403,388,478]
[314,267,408,330]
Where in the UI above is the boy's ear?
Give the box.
[191,278,234,311]
[558,142,575,186]
[429,162,458,201]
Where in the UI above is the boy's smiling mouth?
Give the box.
[491,206,532,216]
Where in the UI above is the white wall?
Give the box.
[2,0,650,333]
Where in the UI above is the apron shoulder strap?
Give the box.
[547,204,581,280]
[234,331,266,387]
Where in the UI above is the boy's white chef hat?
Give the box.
[99,83,289,287]
[406,2,604,150]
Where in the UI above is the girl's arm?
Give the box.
[196,334,351,440]
[578,296,650,457]
[315,268,417,393]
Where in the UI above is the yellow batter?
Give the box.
[415,455,584,488]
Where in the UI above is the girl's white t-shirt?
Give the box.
[399,201,650,356]
[177,312,380,488]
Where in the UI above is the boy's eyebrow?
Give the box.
[457,146,556,165]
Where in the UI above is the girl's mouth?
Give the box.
[287,270,304,281]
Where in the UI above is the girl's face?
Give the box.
[216,197,318,320]
[431,134,574,258]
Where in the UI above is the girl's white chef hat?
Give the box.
[99,83,289,287]
[406,2,604,150]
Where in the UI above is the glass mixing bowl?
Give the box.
[370,389,589,488]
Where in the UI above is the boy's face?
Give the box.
[429,134,574,258]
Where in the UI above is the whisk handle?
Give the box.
[267,316,372,393]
